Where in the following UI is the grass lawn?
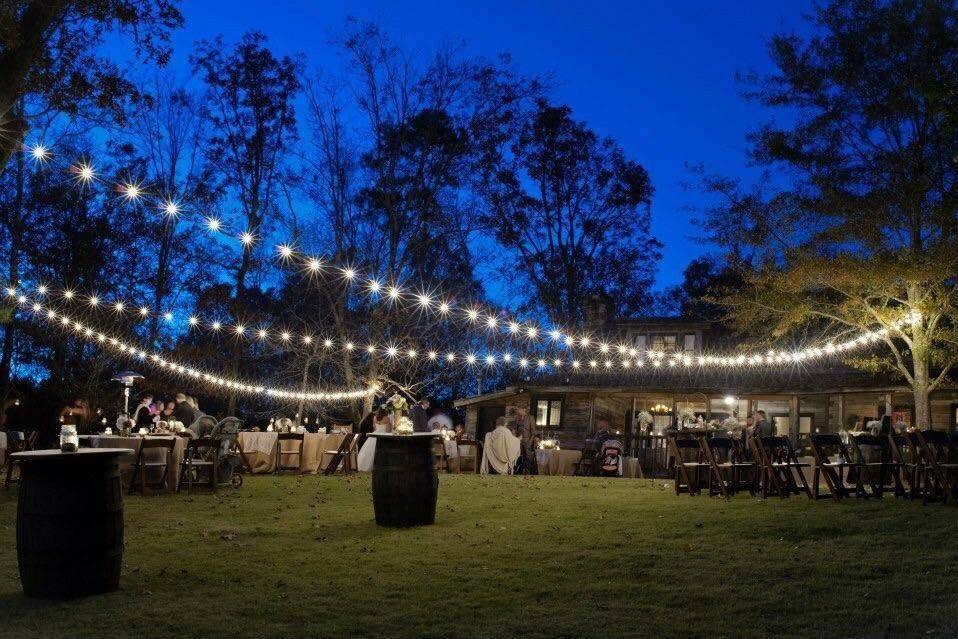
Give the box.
[0,474,956,638]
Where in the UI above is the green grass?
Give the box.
[0,474,956,638]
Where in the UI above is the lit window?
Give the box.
[535,398,562,427]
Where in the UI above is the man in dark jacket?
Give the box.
[172,393,195,425]
[410,397,430,433]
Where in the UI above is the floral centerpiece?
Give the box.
[636,410,653,426]
[384,393,409,425]
[393,415,414,435]
[538,438,559,450]
[720,416,740,432]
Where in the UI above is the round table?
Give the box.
[11,448,133,598]
[369,433,439,527]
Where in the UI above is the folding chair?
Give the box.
[889,432,923,499]
[24,430,38,451]
[275,432,305,474]
[179,437,219,494]
[751,436,812,499]
[572,443,598,476]
[915,430,958,505]
[323,433,358,475]
[847,434,904,499]
[129,437,177,495]
[668,437,709,496]
[455,439,480,473]
[4,433,28,490]
[809,434,864,500]
[432,438,452,474]
[702,436,756,497]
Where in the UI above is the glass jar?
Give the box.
[60,425,79,453]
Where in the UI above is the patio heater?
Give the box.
[111,370,144,417]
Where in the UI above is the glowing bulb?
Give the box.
[508,322,520,334]
[519,358,529,367]
[206,217,222,232]
[28,143,50,162]
[188,316,199,326]
[113,301,124,312]
[428,350,437,360]
[466,354,477,364]
[37,285,48,295]
[526,326,539,339]
[485,355,496,365]
[281,331,291,341]
[485,316,498,328]
[466,309,480,322]
[550,330,562,341]
[438,301,450,314]
[386,346,398,357]
[386,286,401,300]
[302,335,313,344]
[89,295,99,306]
[407,349,417,358]
[120,182,142,202]
[323,338,333,348]
[416,293,432,308]
[258,329,269,339]
[345,341,354,350]
[163,312,173,322]
[212,321,222,331]
[139,306,149,316]
[239,231,255,246]
[342,268,356,281]
[278,244,293,258]
[162,199,180,217]
[366,345,376,354]
[63,289,74,299]
[367,279,382,292]
[446,353,456,362]
[308,258,322,272]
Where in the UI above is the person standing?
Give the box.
[132,395,155,431]
[754,410,774,438]
[172,393,194,425]
[410,397,430,433]
[513,406,538,474]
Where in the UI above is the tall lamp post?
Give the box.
[111,370,144,418]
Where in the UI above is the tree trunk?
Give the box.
[912,356,932,430]
[0,141,25,399]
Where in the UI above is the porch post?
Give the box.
[837,394,845,430]
[789,395,800,446]
[884,392,893,418]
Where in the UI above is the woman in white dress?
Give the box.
[357,409,392,472]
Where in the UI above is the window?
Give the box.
[633,334,647,350]
[683,334,696,351]
[651,334,677,352]
[534,398,563,427]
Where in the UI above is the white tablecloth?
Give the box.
[242,431,278,455]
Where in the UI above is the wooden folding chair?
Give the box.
[275,432,305,474]
[323,433,358,475]
[848,434,904,499]
[4,433,28,490]
[179,437,219,494]
[889,432,923,499]
[128,437,176,495]
[702,436,756,498]
[24,430,38,451]
[809,434,864,500]
[572,443,599,476]
[455,439,480,473]
[751,436,812,499]
[432,438,451,474]
[668,437,709,496]
[915,430,958,505]
[231,434,254,474]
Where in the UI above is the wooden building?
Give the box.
[455,317,958,451]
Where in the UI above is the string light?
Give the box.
[9,295,376,402]
[12,147,921,368]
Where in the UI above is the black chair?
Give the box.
[179,437,219,494]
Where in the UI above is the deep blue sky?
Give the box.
[156,0,814,289]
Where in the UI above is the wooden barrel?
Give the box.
[16,450,126,597]
[371,434,438,527]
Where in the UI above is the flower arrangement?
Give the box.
[538,438,559,450]
[720,416,740,431]
[384,393,409,413]
[636,410,654,425]
[678,407,697,423]
[394,415,414,435]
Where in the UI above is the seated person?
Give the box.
[480,417,521,475]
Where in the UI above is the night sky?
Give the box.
[148,0,814,289]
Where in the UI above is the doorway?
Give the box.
[476,406,505,445]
